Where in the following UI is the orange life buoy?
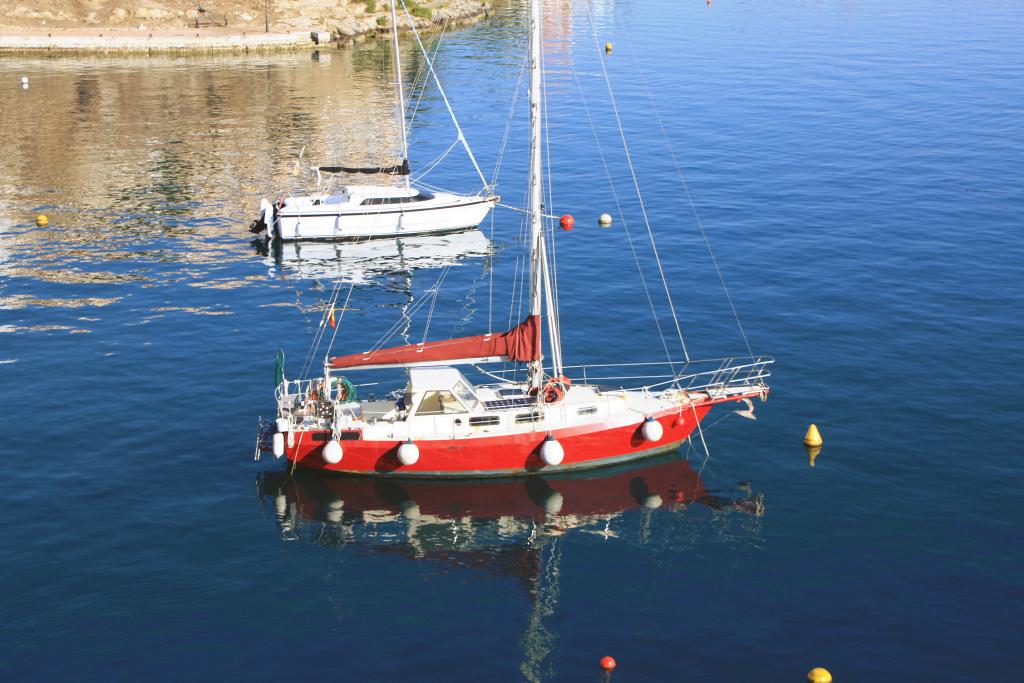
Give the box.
[541,376,571,404]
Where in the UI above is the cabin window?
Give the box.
[360,192,435,206]
[468,415,500,427]
[415,390,467,415]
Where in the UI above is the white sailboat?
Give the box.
[253,0,496,243]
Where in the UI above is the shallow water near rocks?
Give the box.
[1,0,1022,680]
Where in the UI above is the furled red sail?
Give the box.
[330,315,541,370]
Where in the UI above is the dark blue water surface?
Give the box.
[2,0,1022,680]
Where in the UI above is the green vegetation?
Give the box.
[376,15,388,26]
[408,1,433,20]
[362,0,377,14]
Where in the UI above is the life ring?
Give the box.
[331,376,358,403]
[540,376,571,404]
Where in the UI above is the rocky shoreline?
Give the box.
[0,0,490,54]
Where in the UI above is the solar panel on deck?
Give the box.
[483,397,534,411]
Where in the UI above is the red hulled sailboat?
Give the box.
[260,0,772,476]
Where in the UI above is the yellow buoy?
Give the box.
[605,42,613,53]
[807,667,832,683]
[804,423,822,447]
[806,445,821,467]
[35,214,49,227]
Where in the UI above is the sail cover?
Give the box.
[318,159,411,176]
[329,315,541,370]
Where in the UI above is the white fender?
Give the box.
[272,432,285,457]
[540,435,564,466]
[641,417,663,443]
[398,440,420,466]
[322,440,343,464]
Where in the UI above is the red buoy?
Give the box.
[600,656,617,671]
[560,214,575,231]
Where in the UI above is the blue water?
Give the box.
[2,0,1022,680]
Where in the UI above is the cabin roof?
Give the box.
[408,366,471,393]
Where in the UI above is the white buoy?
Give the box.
[598,213,613,226]
[20,76,28,86]
[397,439,420,466]
[275,417,289,433]
[641,417,663,442]
[540,435,564,466]
[322,439,343,464]
[272,432,285,457]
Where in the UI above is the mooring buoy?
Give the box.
[807,667,832,683]
[804,423,822,447]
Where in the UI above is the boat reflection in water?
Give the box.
[257,455,763,680]
[257,229,492,284]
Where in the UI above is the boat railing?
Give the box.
[557,356,774,395]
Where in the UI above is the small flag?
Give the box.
[328,306,336,328]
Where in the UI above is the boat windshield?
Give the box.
[452,380,479,410]
[415,390,467,415]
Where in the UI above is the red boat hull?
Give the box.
[284,401,719,477]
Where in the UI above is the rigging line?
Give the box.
[488,203,495,333]
[495,202,561,219]
[400,0,489,191]
[421,266,450,343]
[364,283,439,353]
[583,3,690,363]
[408,16,450,128]
[691,403,713,475]
[491,48,530,187]
[411,138,460,182]
[354,274,446,358]
[540,43,563,375]
[299,279,343,379]
[615,19,753,357]
[569,45,676,371]
[324,282,357,361]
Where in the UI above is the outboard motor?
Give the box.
[249,198,272,234]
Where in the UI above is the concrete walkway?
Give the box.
[0,28,328,54]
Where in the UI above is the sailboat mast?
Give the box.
[527,0,563,390]
[527,0,545,390]
[390,0,411,189]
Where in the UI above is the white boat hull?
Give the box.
[273,191,496,242]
